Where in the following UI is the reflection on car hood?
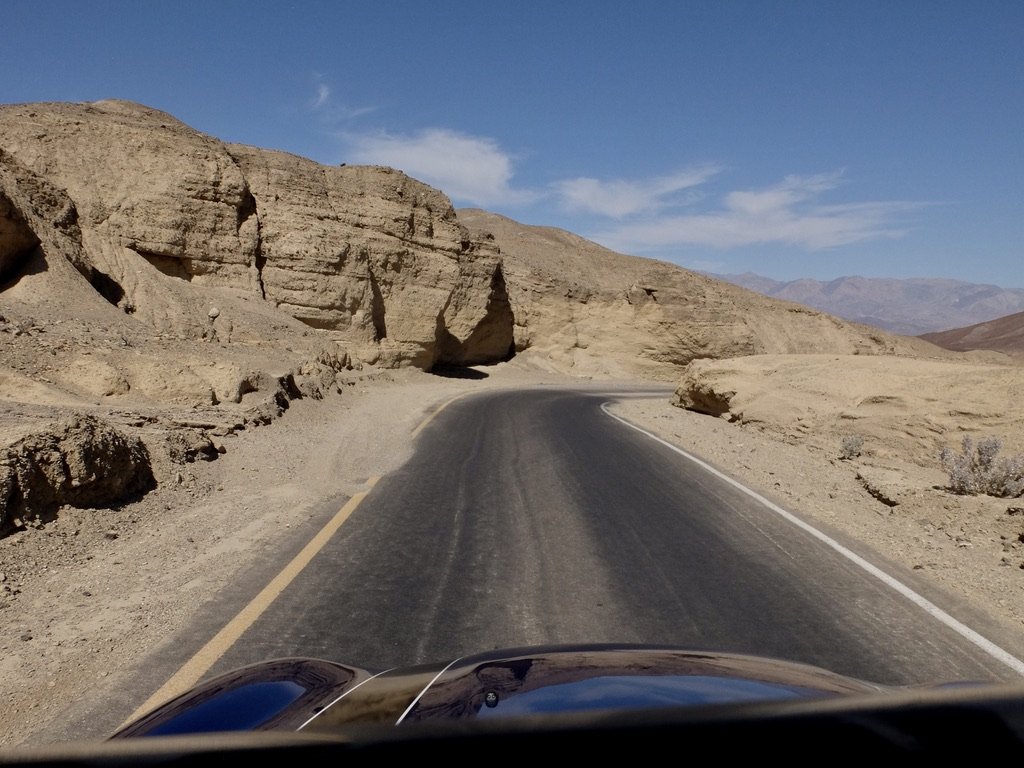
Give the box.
[112,644,894,738]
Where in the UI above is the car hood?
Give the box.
[112,644,893,738]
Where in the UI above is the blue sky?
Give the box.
[4,1,1022,288]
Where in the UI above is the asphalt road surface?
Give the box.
[195,387,1024,687]
[57,387,1024,743]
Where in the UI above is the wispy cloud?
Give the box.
[552,166,721,218]
[343,128,538,207]
[308,74,376,120]
[588,172,924,253]
[313,82,330,109]
[310,73,331,109]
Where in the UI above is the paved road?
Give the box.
[57,387,1024,743]
[201,387,1024,686]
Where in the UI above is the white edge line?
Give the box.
[600,401,1024,678]
[394,656,465,725]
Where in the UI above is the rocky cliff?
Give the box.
[0,100,511,373]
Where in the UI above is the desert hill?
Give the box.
[920,310,1024,357]
[457,208,949,377]
[714,272,1024,335]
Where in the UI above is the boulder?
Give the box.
[0,414,155,533]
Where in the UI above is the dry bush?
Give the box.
[939,436,1024,497]
[839,435,864,460]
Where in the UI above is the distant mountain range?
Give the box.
[710,273,1024,336]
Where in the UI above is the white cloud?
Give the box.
[343,128,538,207]
[723,171,842,216]
[331,121,917,255]
[588,172,923,253]
[552,166,721,218]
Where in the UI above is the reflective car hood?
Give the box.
[112,644,891,738]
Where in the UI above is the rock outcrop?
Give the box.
[2,98,959,395]
[226,144,513,368]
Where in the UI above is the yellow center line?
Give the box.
[410,391,473,437]
[122,476,381,726]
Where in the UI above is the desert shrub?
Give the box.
[839,435,864,460]
[939,436,1024,497]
